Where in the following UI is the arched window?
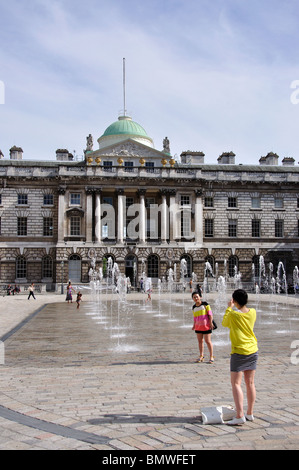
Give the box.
[147,254,159,278]
[228,255,239,277]
[16,256,27,279]
[42,256,53,279]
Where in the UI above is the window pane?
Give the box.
[43,217,53,236]
[252,219,260,237]
[43,194,54,205]
[228,219,237,237]
[275,219,284,237]
[16,257,27,278]
[228,197,237,208]
[147,255,159,277]
[18,217,27,236]
[251,197,261,208]
[205,219,214,237]
[70,216,81,236]
[204,197,214,208]
[18,194,28,205]
[42,256,53,278]
[70,193,81,205]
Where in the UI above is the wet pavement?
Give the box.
[0,291,298,450]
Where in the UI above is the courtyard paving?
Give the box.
[0,289,298,451]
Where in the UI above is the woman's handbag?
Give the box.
[212,320,217,330]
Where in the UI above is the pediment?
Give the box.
[91,139,168,160]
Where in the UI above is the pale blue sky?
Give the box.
[1,0,299,164]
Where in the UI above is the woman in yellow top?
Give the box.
[222,289,258,426]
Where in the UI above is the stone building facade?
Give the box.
[0,115,298,290]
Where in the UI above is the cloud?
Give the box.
[0,0,299,164]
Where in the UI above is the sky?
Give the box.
[1,0,299,164]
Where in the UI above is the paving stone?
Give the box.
[0,292,298,450]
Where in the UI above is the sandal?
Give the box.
[196,356,204,363]
[209,357,215,363]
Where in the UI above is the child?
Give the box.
[191,291,214,363]
[76,291,82,309]
[146,287,152,302]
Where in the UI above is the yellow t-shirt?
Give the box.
[222,306,258,355]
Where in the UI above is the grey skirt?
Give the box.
[230,352,258,372]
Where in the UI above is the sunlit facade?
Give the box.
[0,115,298,291]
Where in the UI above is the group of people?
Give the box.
[65,281,82,309]
[6,284,21,296]
[191,288,258,426]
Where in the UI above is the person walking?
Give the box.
[222,289,258,425]
[27,283,36,300]
[191,291,215,363]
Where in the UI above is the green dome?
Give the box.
[98,115,154,149]
[102,116,149,138]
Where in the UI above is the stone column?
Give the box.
[85,187,94,243]
[94,189,102,244]
[194,190,203,245]
[169,189,178,242]
[57,187,66,243]
[117,189,125,244]
[138,189,146,244]
[160,190,168,244]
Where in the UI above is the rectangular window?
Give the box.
[275,219,284,237]
[103,161,113,172]
[228,197,237,208]
[70,216,81,236]
[252,219,261,237]
[251,197,261,209]
[126,197,134,208]
[204,196,214,208]
[18,194,28,205]
[102,220,114,238]
[70,193,81,206]
[16,257,27,279]
[181,211,191,238]
[43,217,53,236]
[124,161,134,172]
[145,197,155,208]
[274,197,283,209]
[43,194,54,205]
[18,217,27,236]
[228,219,237,237]
[145,162,154,173]
[102,196,113,205]
[180,195,190,206]
[205,219,214,237]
